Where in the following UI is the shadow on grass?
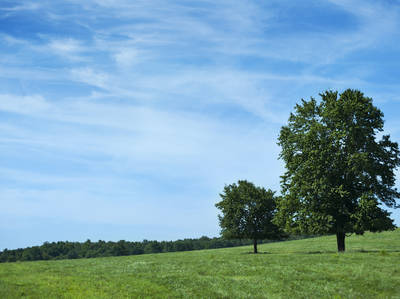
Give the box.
[241,252,272,255]
[240,249,400,255]
[298,250,337,254]
[240,250,335,255]
[298,249,400,255]
[352,249,400,253]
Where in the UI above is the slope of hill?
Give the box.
[0,229,399,298]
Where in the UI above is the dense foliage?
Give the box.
[215,180,283,253]
[0,236,279,263]
[276,89,399,252]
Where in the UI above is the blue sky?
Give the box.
[1,0,400,250]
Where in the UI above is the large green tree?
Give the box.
[215,180,282,253]
[276,89,399,252]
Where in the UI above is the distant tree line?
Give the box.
[0,236,295,263]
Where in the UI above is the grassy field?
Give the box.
[0,229,399,298]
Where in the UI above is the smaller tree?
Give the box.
[215,180,282,253]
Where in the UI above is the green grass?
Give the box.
[1,230,399,298]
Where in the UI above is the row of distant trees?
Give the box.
[0,236,294,263]
[216,89,399,253]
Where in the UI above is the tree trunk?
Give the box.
[253,239,258,254]
[336,231,345,252]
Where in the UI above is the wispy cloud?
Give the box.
[0,2,40,12]
[0,94,49,114]
[69,68,110,89]
[113,48,139,68]
[47,38,86,59]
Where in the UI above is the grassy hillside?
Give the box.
[0,230,399,298]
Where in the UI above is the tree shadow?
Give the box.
[240,249,400,255]
[304,249,400,254]
[305,251,324,254]
[241,251,272,255]
[300,250,337,254]
[352,249,400,253]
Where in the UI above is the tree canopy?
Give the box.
[215,180,282,253]
[275,89,399,251]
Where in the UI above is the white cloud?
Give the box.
[0,94,50,114]
[0,2,41,12]
[46,38,88,61]
[48,38,84,54]
[70,68,110,89]
[0,34,28,46]
[113,48,139,68]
